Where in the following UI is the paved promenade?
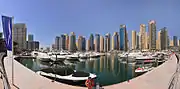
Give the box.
[104,54,178,89]
[0,54,178,89]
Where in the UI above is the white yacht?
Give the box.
[31,51,51,62]
[50,54,66,61]
[66,54,79,60]
[89,52,100,58]
[79,53,89,59]
[119,52,143,58]
[135,66,154,73]
[36,68,96,85]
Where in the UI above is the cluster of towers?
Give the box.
[131,20,169,51]
[53,20,179,52]
[53,24,128,52]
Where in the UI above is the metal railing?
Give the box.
[168,54,180,89]
[0,52,11,89]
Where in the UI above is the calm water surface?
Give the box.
[18,54,137,86]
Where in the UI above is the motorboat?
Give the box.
[64,59,79,65]
[135,66,154,73]
[119,57,136,63]
[66,54,79,60]
[31,51,51,62]
[99,53,105,56]
[135,56,155,61]
[50,54,66,62]
[36,68,96,86]
[79,53,89,59]
[89,52,100,58]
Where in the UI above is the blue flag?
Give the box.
[2,16,12,51]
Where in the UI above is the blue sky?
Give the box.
[0,0,180,47]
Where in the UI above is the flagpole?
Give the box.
[12,16,14,85]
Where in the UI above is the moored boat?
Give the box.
[36,68,96,86]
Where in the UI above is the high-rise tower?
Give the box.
[131,30,136,50]
[148,20,156,50]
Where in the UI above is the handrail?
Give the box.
[168,54,180,89]
[0,52,11,89]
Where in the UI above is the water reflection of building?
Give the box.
[93,58,100,72]
[75,62,85,70]
[107,56,111,72]
[86,60,94,72]
[111,54,120,76]
[100,56,104,72]
[111,54,115,72]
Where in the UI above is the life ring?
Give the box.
[85,79,94,88]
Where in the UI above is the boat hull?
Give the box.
[41,75,88,86]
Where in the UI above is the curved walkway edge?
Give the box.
[104,54,177,89]
[2,54,178,89]
[4,56,86,89]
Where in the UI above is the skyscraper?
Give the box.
[112,32,119,50]
[131,30,136,50]
[55,36,60,50]
[26,41,39,50]
[86,39,90,51]
[159,27,168,50]
[119,24,128,51]
[157,31,161,50]
[136,32,140,49]
[64,34,69,50]
[77,36,86,51]
[89,34,94,51]
[148,20,156,50]
[60,34,66,50]
[170,40,174,46]
[69,32,76,52]
[28,34,34,41]
[104,33,111,52]
[145,32,149,50]
[100,36,104,52]
[77,36,82,51]
[95,34,100,52]
[173,36,178,46]
[13,23,27,50]
[0,32,3,39]
[82,37,86,51]
[140,24,146,50]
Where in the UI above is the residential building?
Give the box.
[64,34,69,50]
[100,36,104,52]
[69,32,76,52]
[104,33,111,52]
[60,34,66,50]
[173,36,178,46]
[119,24,128,51]
[89,34,94,51]
[112,32,119,50]
[28,34,34,41]
[131,30,136,50]
[0,32,2,39]
[148,20,156,50]
[140,24,146,50]
[136,32,140,49]
[13,23,27,50]
[86,39,90,51]
[95,34,100,52]
[55,36,60,50]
